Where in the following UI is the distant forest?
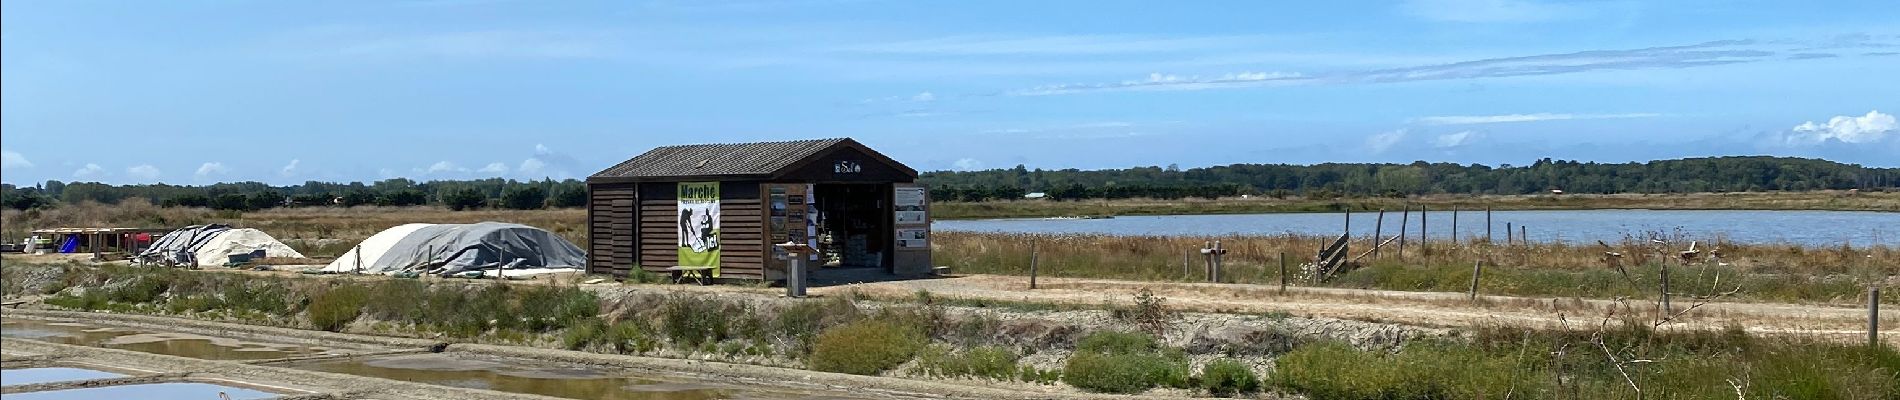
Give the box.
[2,156,1896,211]
[918,156,1900,202]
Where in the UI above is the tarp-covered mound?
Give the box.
[139,224,307,267]
[321,222,586,277]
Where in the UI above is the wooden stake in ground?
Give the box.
[1452,206,1459,245]
[1399,206,1410,258]
[1506,223,1514,246]
[1468,259,1483,301]
[1869,286,1884,348]
[1343,208,1352,262]
[1486,206,1494,243]
[1659,261,1672,316]
[1279,252,1288,294]
[353,245,363,275]
[1373,209,1386,259]
[1028,239,1039,290]
[1419,205,1429,256]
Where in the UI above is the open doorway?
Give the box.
[813,183,890,271]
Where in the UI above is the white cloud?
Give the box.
[1011,71,1304,95]
[280,159,302,176]
[1434,131,1481,148]
[194,162,229,179]
[1366,129,1408,154]
[911,92,936,102]
[424,161,469,174]
[1,150,32,169]
[1789,110,1895,144]
[951,158,985,171]
[1415,113,1663,125]
[518,158,548,174]
[126,164,162,180]
[1398,0,1582,23]
[73,163,105,179]
[478,162,510,174]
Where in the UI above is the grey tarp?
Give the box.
[365,222,586,276]
[138,224,231,265]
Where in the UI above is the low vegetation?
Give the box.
[937,231,1896,305]
[931,190,1900,219]
[8,263,1897,399]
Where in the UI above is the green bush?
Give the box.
[108,275,171,304]
[307,284,369,332]
[562,318,606,350]
[808,318,927,375]
[516,286,598,332]
[1200,358,1261,396]
[661,295,732,348]
[914,345,1020,380]
[1061,331,1189,394]
[773,297,861,357]
[605,319,656,354]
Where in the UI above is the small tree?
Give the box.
[378,189,427,207]
[246,192,283,210]
[501,185,548,210]
[339,191,377,207]
[210,194,251,211]
[548,185,587,208]
[442,188,487,211]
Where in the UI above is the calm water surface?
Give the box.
[935,210,1900,246]
[1,320,330,360]
[4,382,278,400]
[289,353,874,400]
[1,367,126,386]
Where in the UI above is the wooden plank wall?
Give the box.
[587,184,638,276]
[635,198,768,279]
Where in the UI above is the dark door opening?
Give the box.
[812,183,890,271]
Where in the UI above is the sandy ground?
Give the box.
[761,274,1897,344]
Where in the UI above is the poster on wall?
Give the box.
[896,228,928,248]
[894,187,927,224]
[677,182,721,275]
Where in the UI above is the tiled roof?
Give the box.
[590,138,850,179]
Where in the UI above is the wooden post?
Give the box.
[1343,208,1352,263]
[1468,259,1483,300]
[1419,206,1428,256]
[1399,206,1410,258]
[1521,225,1528,244]
[1506,223,1514,246]
[1871,287,1881,348]
[1659,262,1672,316]
[1373,209,1386,259]
[353,245,363,275]
[1183,251,1191,279]
[1029,239,1039,289]
[1279,252,1288,294]
[1485,206,1493,244]
[1203,241,1214,282]
[1211,240,1225,283]
[1451,206,1459,245]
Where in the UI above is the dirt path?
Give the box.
[784,274,1898,344]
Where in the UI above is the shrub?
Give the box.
[1062,331,1189,394]
[605,319,656,354]
[501,185,548,210]
[307,284,369,332]
[516,286,598,332]
[1200,358,1261,396]
[914,345,1020,381]
[808,318,927,375]
[108,275,171,304]
[661,295,732,348]
[562,318,606,350]
[774,297,861,357]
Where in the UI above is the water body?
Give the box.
[935,210,1900,246]
[1,320,331,360]
[4,382,278,400]
[290,353,872,400]
[1,367,125,386]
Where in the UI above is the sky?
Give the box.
[2,0,1897,186]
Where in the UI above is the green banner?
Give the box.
[677,182,721,275]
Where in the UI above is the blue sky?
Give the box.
[2,0,1897,185]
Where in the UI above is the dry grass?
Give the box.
[933,231,1897,305]
[934,190,1900,219]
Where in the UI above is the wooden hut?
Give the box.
[585,138,931,281]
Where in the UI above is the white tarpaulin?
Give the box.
[321,222,585,276]
[138,225,306,267]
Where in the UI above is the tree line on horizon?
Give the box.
[1,156,1896,211]
[920,156,1900,202]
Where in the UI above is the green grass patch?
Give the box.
[1061,331,1190,394]
[808,318,928,375]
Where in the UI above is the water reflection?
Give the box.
[1,320,329,360]
[1,367,126,386]
[4,382,278,400]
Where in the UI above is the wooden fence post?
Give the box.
[1872,286,1882,348]
[1419,205,1429,256]
[1029,239,1039,290]
[1486,206,1494,244]
[1506,223,1514,246]
[1343,208,1352,263]
[1468,259,1483,300]
[1279,252,1288,294]
[1451,206,1459,245]
[1659,262,1672,316]
[1373,209,1386,259]
[1521,225,1528,244]
[1183,251,1191,279]
[1399,206,1410,258]
[353,245,363,275]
